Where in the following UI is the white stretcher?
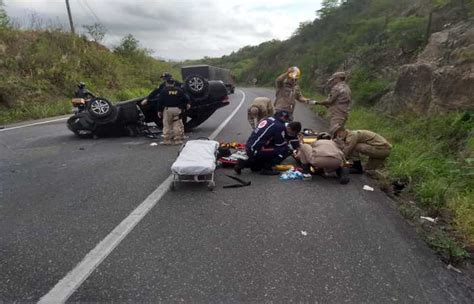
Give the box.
[170,139,220,190]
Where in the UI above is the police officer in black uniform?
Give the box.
[141,72,183,107]
[155,78,190,145]
[235,110,302,175]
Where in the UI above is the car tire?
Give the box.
[184,75,209,97]
[87,97,114,118]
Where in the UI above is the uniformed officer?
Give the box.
[141,72,183,107]
[334,127,392,172]
[274,67,316,120]
[296,132,350,184]
[247,97,275,129]
[235,110,302,175]
[315,72,352,136]
[156,78,190,145]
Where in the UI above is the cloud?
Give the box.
[4,0,322,60]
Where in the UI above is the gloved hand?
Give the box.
[140,98,148,106]
[157,112,162,119]
[308,100,317,105]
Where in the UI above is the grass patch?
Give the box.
[0,99,71,124]
[345,107,473,255]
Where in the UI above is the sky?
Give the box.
[3,0,322,60]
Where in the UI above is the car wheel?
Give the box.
[87,97,114,118]
[184,75,209,97]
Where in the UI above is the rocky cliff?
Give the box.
[379,19,474,113]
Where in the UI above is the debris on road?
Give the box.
[301,231,308,236]
[363,185,374,191]
[223,175,251,188]
[280,169,304,180]
[447,264,462,273]
[420,216,438,223]
[150,142,158,146]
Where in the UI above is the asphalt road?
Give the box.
[0,88,472,303]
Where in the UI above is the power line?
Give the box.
[81,0,101,24]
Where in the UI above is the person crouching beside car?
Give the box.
[155,78,190,145]
[296,132,350,184]
[334,127,392,173]
[248,97,275,129]
[235,110,302,175]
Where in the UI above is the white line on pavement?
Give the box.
[38,89,247,304]
[0,117,69,132]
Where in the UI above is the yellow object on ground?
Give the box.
[274,164,295,171]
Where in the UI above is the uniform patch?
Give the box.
[257,120,268,129]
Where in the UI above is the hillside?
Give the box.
[188,0,474,260]
[0,28,179,124]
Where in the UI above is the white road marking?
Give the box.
[38,89,247,304]
[0,117,69,132]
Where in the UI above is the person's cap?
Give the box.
[160,72,172,80]
[328,71,346,82]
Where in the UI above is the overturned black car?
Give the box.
[67,75,230,138]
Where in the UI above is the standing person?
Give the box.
[235,111,302,175]
[274,67,316,120]
[334,127,392,173]
[141,72,182,106]
[247,97,275,129]
[315,72,352,136]
[156,78,190,145]
[296,132,350,184]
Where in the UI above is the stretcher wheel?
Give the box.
[170,181,177,191]
[207,181,215,191]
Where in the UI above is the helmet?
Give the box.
[160,72,172,81]
[274,110,291,122]
[78,82,86,89]
[316,132,331,140]
[288,66,301,80]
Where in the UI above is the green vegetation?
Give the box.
[342,107,473,249]
[0,26,179,124]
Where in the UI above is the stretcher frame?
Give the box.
[170,139,218,191]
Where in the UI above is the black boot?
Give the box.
[350,161,364,174]
[301,164,312,174]
[234,159,247,175]
[336,167,350,185]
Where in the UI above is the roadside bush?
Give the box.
[349,66,390,105]
[387,16,427,53]
[345,108,474,244]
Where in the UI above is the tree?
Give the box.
[317,0,340,18]
[83,22,107,42]
[114,33,139,56]
[0,0,10,28]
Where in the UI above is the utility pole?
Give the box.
[65,0,75,34]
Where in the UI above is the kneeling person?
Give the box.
[335,127,392,173]
[235,111,301,175]
[248,97,274,129]
[156,79,190,145]
[297,132,350,184]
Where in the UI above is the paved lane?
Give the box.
[1,88,472,303]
